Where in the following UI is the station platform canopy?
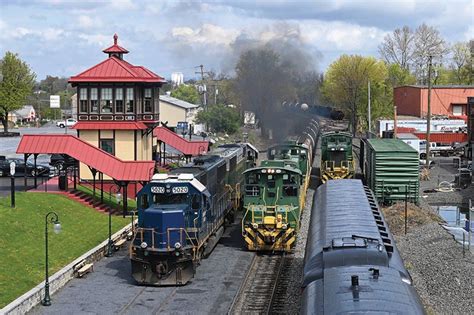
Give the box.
[154,126,209,156]
[16,134,154,181]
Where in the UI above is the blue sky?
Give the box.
[0,0,472,81]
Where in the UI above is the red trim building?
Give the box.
[394,85,474,118]
[68,34,166,181]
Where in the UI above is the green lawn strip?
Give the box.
[76,185,137,211]
[0,192,129,308]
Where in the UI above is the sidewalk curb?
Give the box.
[1,223,133,315]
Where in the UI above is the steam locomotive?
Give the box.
[130,143,258,286]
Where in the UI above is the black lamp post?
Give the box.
[106,186,121,257]
[41,212,61,306]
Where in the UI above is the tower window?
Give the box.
[115,88,123,113]
[100,139,114,155]
[101,88,112,113]
[144,88,152,112]
[90,88,98,113]
[126,88,134,113]
[79,88,88,113]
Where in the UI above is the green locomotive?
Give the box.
[320,131,354,183]
[242,140,313,252]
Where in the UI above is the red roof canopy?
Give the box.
[154,127,209,156]
[69,34,165,84]
[72,121,148,130]
[17,135,154,181]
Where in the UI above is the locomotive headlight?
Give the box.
[340,148,345,151]
[140,242,148,249]
[174,242,182,249]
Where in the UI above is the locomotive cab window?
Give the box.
[140,194,149,209]
[191,194,201,210]
[283,186,298,197]
[153,194,187,205]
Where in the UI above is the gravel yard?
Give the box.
[383,155,474,315]
[276,188,314,314]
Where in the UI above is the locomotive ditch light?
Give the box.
[174,242,182,249]
[251,223,258,229]
[140,242,148,249]
[282,224,288,230]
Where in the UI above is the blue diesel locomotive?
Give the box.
[130,143,258,286]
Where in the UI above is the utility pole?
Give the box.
[425,55,433,170]
[195,65,209,108]
[368,80,371,133]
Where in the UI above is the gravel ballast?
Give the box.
[394,221,473,314]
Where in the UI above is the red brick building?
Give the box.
[394,85,474,118]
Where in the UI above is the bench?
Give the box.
[74,260,94,278]
[113,238,127,251]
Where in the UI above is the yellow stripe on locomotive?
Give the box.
[242,140,312,252]
[320,131,354,183]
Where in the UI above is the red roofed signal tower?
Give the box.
[68,34,166,181]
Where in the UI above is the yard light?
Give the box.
[107,186,121,257]
[41,211,61,306]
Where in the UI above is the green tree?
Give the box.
[170,84,200,104]
[0,52,36,133]
[322,55,388,135]
[195,104,240,134]
[387,63,416,87]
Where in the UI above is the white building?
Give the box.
[159,94,200,129]
[8,105,36,123]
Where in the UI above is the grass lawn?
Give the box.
[0,192,130,308]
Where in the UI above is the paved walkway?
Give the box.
[29,221,254,315]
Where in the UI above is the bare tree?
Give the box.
[450,41,471,84]
[378,26,415,70]
[413,23,449,84]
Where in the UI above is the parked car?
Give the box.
[56,118,77,128]
[49,154,78,170]
[0,157,50,177]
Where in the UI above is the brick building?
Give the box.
[394,85,474,118]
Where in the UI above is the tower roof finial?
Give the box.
[113,33,118,45]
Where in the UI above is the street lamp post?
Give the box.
[41,212,61,306]
[106,186,121,257]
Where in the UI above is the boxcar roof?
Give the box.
[367,138,417,152]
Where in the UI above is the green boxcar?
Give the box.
[364,139,419,204]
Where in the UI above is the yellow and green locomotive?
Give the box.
[242,139,314,252]
[320,131,354,183]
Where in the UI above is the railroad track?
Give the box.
[228,254,286,314]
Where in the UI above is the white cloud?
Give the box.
[77,15,94,29]
[78,33,110,46]
[108,0,137,10]
[4,26,65,41]
[171,24,240,47]
[300,21,387,52]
